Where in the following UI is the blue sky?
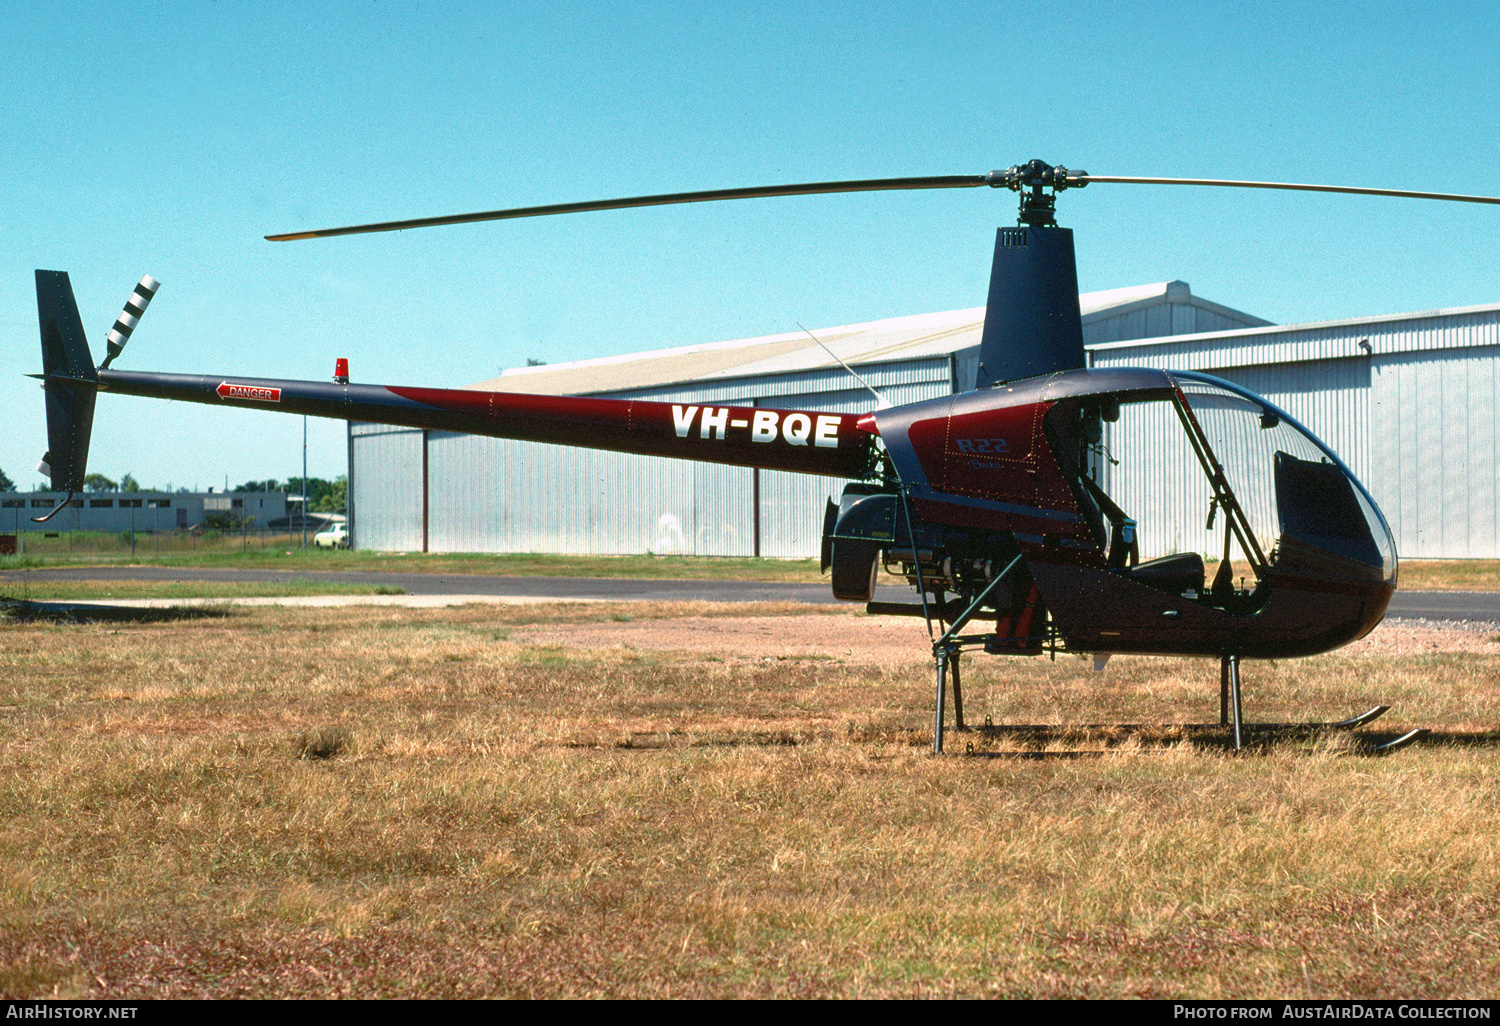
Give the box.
[3,1,1498,490]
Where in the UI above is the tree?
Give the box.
[119,474,141,493]
[312,475,347,514]
[235,479,281,493]
[0,467,13,492]
[84,473,117,492]
[283,476,337,509]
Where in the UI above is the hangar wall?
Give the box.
[1368,345,1500,558]
[349,426,425,552]
[351,359,951,556]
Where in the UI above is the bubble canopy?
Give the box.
[1169,371,1396,583]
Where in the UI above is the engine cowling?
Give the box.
[821,483,1035,614]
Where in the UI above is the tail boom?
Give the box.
[96,369,880,479]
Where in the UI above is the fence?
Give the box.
[0,528,339,560]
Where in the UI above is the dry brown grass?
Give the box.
[2,601,1498,998]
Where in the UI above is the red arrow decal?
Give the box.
[217,382,282,403]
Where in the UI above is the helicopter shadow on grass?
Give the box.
[953,721,1500,757]
[0,597,234,625]
[558,729,807,752]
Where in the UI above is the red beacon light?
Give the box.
[334,358,349,384]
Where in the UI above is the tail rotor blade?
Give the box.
[99,274,160,370]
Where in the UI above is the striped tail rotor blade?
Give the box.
[99,274,160,370]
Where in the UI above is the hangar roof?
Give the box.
[1089,298,1500,371]
[473,281,1266,396]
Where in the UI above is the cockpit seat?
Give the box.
[1120,552,1205,597]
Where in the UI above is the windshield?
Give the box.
[1173,373,1395,581]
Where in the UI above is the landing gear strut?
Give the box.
[928,555,1023,755]
[1220,653,1244,750]
[1218,653,1426,754]
[933,644,964,755]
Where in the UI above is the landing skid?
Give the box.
[1353,727,1429,756]
[946,720,1427,756]
[1326,705,1391,729]
[928,646,1426,756]
[1291,706,1430,753]
[1223,710,1427,755]
[1249,704,1390,737]
[1217,655,1423,753]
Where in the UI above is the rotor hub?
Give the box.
[986,159,1088,227]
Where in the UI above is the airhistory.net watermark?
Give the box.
[5,1008,137,1020]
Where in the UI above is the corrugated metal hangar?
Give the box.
[2,490,288,534]
[348,281,1500,559]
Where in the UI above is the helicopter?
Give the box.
[29,160,1500,754]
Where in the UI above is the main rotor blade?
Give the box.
[1077,175,1500,206]
[266,175,990,241]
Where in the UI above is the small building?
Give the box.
[0,490,288,534]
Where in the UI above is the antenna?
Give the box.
[796,322,890,409]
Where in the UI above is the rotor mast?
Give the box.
[985,159,1089,227]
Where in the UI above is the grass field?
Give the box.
[2,601,1498,998]
[1390,561,1500,591]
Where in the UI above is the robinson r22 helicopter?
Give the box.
[31,161,1500,753]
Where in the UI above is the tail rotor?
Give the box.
[99,274,160,370]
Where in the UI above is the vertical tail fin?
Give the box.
[35,270,99,493]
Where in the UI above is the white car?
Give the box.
[313,523,349,549]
